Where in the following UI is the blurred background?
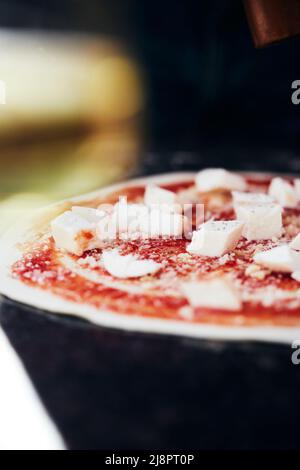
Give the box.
[0,0,300,230]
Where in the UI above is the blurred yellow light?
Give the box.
[0,193,51,235]
[0,31,144,134]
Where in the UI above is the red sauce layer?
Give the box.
[11,177,300,327]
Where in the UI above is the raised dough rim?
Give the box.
[0,170,299,345]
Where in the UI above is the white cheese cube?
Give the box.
[181,278,241,311]
[139,209,186,238]
[96,214,117,242]
[71,206,106,224]
[254,244,300,273]
[290,233,300,251]
[294,179,300,200]
[97,197,187,240]
[96,200,148,241]
[232,191,274,208]
[112,199,148,234]
[292,271,300,282]
[144,184,181,213]
[195,168,246,193]
[51,211,96,255]
[97,198,186,241]
[268,177,297,208]
[187,220,244,257]
[234,203,282,241]
[102,249,161,278]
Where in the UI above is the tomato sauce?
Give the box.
[11,177,300,327]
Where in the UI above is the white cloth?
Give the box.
[0,326,65,450]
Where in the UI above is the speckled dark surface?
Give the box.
[1,297,300,450]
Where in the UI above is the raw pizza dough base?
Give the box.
[1,171,300,344]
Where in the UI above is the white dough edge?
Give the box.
[0,170,300,345]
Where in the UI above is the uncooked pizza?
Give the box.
[2,169,300,343]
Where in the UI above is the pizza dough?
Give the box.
[1,171,300,344]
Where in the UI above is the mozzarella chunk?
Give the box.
[268,177,297,208]
[96,197,187,241]
[139,209,186,238]
[102,249,161,278]
[51,211,97,255]
[71,206,106,223]
[254,244,300,273]
[96,201,148,241]
[195,168,246,193]
[232,191,274,208]
[187,220,243,257]
[294,179,300,200]
[234,203,282,241]
[96,214,117,241]
[290,233,300,250]
[292,271,300,282]
[144,184,181,213]
[181,278,241,311]
[112,199,148,234]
